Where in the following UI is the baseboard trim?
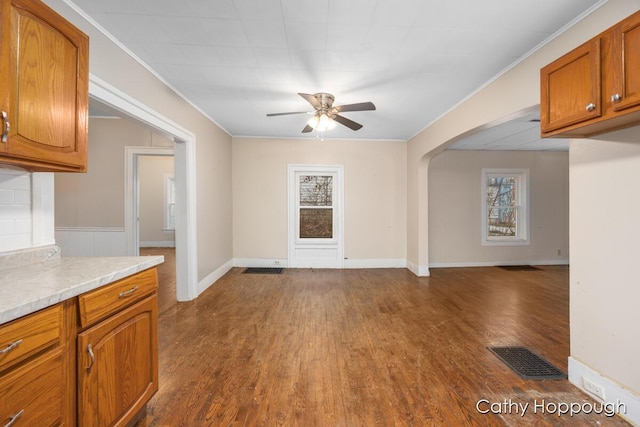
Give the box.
[140,240,176,248]
[568,357,640,426]
[197,259,233,296]
[55,226,125,232]
[407,261,430,277]
[343,258,406,269]
[233,258,408,270]
[230,258,568,274]
[429,259,569,268]
[233,258,288,268]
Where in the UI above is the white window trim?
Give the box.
[481,168,530,246]
[164,173,176,232]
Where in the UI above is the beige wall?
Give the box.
[45,0,233,282]
[428,150,568,265]
[55,117,171,228]
[139,156,175,245]
[232,138,406,261]
[570,128,640,395]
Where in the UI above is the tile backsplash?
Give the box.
[0,168,32,252]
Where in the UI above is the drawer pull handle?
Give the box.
[0,339,22,355]
[87,344,94,371]
[1,111,9,143]
[118,285,139,298]
[5,409,25,427]
[611,93,622,102]
[586,103,596,112]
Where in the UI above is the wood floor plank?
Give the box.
[134,260,630,426]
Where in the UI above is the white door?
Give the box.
[288,165,344,268]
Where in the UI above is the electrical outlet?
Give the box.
[557,249,561,256]
[274,260,280,265]
[583,377,605,400]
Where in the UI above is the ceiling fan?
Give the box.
[267,93,376,133]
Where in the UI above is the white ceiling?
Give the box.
[72,0,600,144]
[447,112,568,151]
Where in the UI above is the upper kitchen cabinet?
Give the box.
[610,12,640,113]
[0,0,89,172]
[541,10,640,138]
[540,38,601,134]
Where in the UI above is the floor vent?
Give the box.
[488,346,567,380]
[497,265,541,271]
[243,267,284,274]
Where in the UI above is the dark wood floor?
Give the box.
[135,256,630,426]
[140,247,176,316]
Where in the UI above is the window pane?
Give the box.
[300,175,333,206]
[299,208,333,238]
[486,176,517,207]
[488,207,517,236]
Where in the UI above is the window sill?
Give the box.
[482,239,530,247]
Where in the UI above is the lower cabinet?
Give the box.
[0,267,159,427]
[0,301,74,427]
[77,271,159,427]
[0,348,66,427]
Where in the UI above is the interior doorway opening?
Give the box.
[89,75,198,301]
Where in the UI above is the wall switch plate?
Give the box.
[583,377,605,400]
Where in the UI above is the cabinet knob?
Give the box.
[1,111,9,143]
[611,93,622,102]
[586,103,596,112]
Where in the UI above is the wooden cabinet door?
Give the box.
[611,12,640,112]
[1,0,88,171]
[540,38,601,134]
[78,295,158,427]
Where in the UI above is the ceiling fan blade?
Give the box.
[302,124,314,133]
[333,114,363,131]
[266,111,311,117]
[298,93,322,109]
[333,102,376,113]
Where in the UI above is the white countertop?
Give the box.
[0,255,164,325]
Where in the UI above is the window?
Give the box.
[164,174,176,231]
[481,169,529,246]
[297,174,335,241]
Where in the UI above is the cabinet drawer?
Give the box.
[0,304,62,373]
[78,268,158,328]
[0,348,65,427]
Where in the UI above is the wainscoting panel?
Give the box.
[55,227,127,256]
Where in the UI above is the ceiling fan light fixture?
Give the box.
[268,92,374,133]
[307,112,336,132]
